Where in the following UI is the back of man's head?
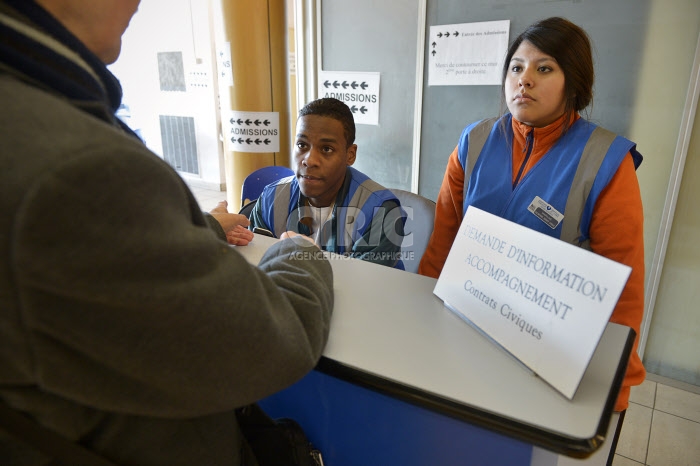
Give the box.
[298,98,355,147]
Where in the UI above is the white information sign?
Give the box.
[428,20,510,86]
[433,207,631,399]
[224,111,280,153]
[318,71,380,126]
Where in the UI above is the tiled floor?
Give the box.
[187,182,700,466]
[614,374,700,465]
[188,184,227,213]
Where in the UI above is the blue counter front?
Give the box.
[260,368,532,465]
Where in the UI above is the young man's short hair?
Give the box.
[298,98,355,147]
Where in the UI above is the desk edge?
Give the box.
[315,327,635,459]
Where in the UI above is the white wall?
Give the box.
[627,0,700,385]
[109,0,225,190]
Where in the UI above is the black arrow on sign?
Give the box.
[342,81,349,89]
[445,32,450,38]
[246,138,253,144]
[351,81,358,89]
[238,138,244,144]
[333,81,340,88]
[264,139,271,144]
[350,105,358,113]
[437,32,442,38]
[237,119,243,125]
[432,42,436,48]
[263,120,270,126]
[360,106,367,114]
[229,118,235,124]
[432,50,437,56]
[245,119,252,125]
[324,80,331,88]
[454,31,459,37]
[255,139,262,145]
[254,119,261,126]
[360,82,368,90]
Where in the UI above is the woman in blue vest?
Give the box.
[419,17,645,417]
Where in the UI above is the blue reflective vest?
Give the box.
[254,167,406,268]
[458,115,642,248]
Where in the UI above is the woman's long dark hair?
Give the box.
[500,17,594,134]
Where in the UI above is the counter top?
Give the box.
[234,235,633,457]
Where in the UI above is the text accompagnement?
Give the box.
[460,222,610,322]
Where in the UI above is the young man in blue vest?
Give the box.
[247,98,407,269]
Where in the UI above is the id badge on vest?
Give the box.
[527,196,563,229]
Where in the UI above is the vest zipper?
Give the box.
[513,129,534,188]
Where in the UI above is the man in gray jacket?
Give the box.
[0,1,333,464]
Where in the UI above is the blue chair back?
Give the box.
[390,189,436,274]
[241,166,294,205]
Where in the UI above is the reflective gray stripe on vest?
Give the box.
[560,126,617,250]
[272,182,293,237]
[344,178,388,246]
[463,118,499,197]
[463,120,616,250]
[347,178,387,209]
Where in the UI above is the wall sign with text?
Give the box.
[318,71,380,126]
[223,111,280,153]
[428,20,510,86]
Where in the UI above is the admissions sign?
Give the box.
[318,71,380,126]
[223,111,280,153]
[433,207,631,399]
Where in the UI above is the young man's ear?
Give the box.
[346,144,357,166]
